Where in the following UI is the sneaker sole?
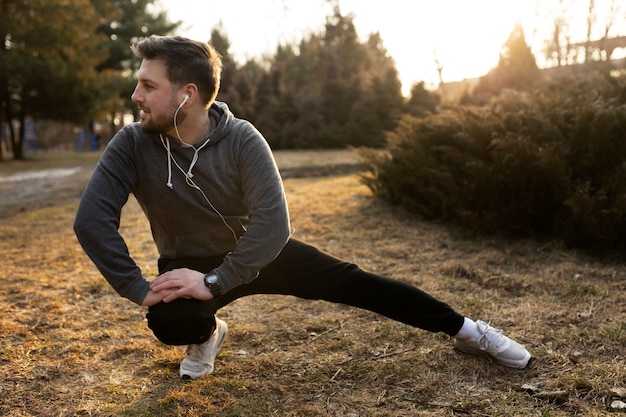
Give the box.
[454,339,532,369]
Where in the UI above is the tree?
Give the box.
[0,0,180,160]
[251,6,403,149]
[405,81,440,118]
[471,22,541,104]
[0,0,105,160]
[543,0,572,67]
[93,0,180,134]
[212,25,259,120]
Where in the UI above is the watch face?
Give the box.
[204,274,221,296]
[205,274,218,286]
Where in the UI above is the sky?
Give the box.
[154,0,626,94]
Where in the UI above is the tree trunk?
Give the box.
[4,96,18,160]
[0,99,5,161]
[14,105,25,160]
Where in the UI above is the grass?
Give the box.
[0,150,624,416]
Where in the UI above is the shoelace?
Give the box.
[477,323,506,350]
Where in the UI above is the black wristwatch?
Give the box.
[203,273,222,297]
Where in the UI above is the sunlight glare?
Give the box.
[341,0,533,89]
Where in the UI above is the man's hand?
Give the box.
[147,268,214,304]
[141,289,171,306]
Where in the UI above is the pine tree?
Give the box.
[471,22,541,103]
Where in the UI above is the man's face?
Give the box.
[131,59,184,135]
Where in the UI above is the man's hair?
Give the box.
[132,35,223,107]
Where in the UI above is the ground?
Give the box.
[0,149,624,417]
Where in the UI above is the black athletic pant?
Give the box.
[147,238,465,345]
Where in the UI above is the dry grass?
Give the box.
[0,150,624,416]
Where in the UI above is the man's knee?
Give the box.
[146,298,215,345]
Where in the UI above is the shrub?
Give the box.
[358,72,626,250]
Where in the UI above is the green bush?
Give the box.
[358,72,626,250]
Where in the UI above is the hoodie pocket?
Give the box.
[174,225,239,258]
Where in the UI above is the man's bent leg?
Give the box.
[147,256,223,345]
[147,298,216,345]
[146,256,228,379]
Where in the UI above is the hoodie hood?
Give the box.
[207,101,234,145]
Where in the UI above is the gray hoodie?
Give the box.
[74,101,292,305]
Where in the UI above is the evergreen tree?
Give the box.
[94,0,180,132]
[0,0,179,159]
[254,6,403,149]
[212,26,258,121]
[471,22,541,104]
[0,0,104,159]
[406,81,440,118]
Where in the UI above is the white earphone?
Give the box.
[179,94,190,107]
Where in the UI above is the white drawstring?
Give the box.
[160,134,211,189]
[158,134,239,244]
[160,134,174,189]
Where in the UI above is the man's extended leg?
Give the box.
[214,239,530,369]
[215,238,465,335]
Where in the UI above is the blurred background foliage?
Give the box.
[1,0,625,251]
[358,73,626,251]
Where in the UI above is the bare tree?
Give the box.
[566,0,626,62]
[599,0,622,60]
[433,50,444,87]
[585,0,596,62]
[543,0,572,67]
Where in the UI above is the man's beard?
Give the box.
[139,105,186,134]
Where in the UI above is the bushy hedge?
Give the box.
[358,72,626,250]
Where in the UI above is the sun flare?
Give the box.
[159,0,625,93]
[347,1,532,89]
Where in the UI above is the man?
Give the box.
[74,35,531,380]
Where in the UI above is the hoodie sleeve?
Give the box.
[212,122,292,293]
[73,127,151,305]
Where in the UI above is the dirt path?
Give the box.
[0,160,97,218]
[0,149,362,218]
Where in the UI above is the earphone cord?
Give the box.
[172,97,210,178]
[173,99,186,146]
[159,133,239,246]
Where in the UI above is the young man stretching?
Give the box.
[74,35,531,380]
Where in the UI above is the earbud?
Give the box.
[180,94,189,107]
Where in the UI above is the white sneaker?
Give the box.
[179,317,228,379]
[454,320,531,369]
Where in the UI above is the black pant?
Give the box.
[147,238,465,345]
